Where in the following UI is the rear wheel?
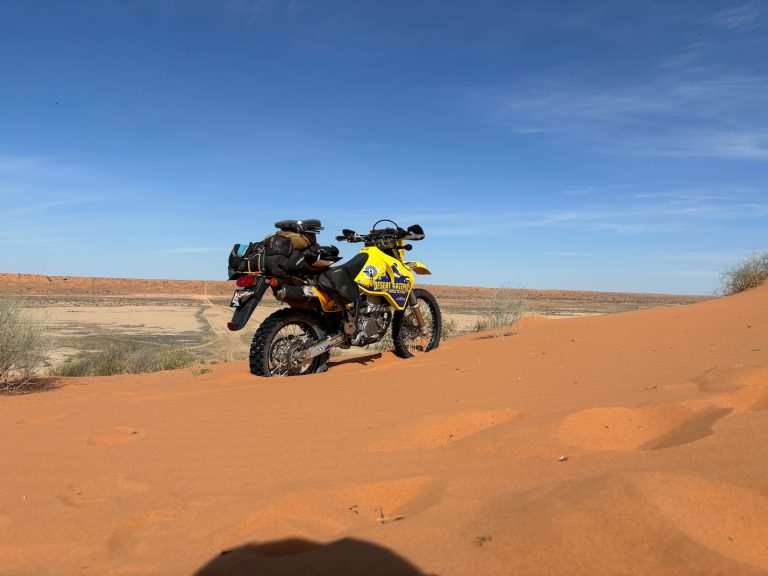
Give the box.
[392,288,442,358]
[249,309,329,377]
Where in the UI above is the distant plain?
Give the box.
[0,273,710,370]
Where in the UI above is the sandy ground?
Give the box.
[1,282,766,575]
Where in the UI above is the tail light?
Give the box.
[268,277,281,288]
[227,322,238,331]
[236,275,255,287]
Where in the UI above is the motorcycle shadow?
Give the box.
[327,352,383,369]
[194,536,434,576]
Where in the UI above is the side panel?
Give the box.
[312,286,343,312]
[354,247,414,310]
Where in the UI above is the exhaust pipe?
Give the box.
[275,285,318,301]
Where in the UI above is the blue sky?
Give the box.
[1,0,766,294]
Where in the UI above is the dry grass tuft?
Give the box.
[440,317,461,340]
[0,295,50,393]
[473,285,527,337]
[52,341,196,377]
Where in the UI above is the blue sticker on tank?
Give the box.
[363,265,378,279]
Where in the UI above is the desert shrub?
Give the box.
[373,330,394,353]
[720,252,768,295]
[371,313,459,353]
[440,317,461,340]
[476,285,527,337]
[0,295,50,392]
[52,341,196,377]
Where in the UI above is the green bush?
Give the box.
[0,295,49,393]
[52,341,196,377]
[720,252,768,295]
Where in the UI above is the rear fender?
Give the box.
[227,277,269,330]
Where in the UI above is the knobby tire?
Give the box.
[392,288,442,358]
[249,308,329,377]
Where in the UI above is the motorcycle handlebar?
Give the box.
[336,224,424,244]
[335,234,365,243]
[335,234,412,248]
[335,229,416,247]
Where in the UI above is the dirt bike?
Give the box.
[226,219,442,377]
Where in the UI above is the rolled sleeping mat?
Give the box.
[277,231,316,250]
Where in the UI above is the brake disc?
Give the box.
[285,337,313,375]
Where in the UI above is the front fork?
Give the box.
[408,292,429,336]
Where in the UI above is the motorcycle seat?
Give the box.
[314,253,368,304]
[330,253,368,278]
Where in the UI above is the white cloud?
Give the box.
[622,130,768,159]
[545,251,593,257]
[560,186,597,196]
[0,154,50,176]
[392,186,767,240]
[649,250,746,265]
[704,2,766,29]
[0,200,82,218]
[463,71,768,159]
[659,269,720,278]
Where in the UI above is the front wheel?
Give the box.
[249,309,329,377]
[392,288,442,358]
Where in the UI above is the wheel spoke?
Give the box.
[401,298,436,355]
[268,323,315,376]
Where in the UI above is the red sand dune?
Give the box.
[1,285,767,575]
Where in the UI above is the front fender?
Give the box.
[405,261,431,275]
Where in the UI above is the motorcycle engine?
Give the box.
[351,298,391,346]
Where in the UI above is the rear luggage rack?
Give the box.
[275,219,324,233]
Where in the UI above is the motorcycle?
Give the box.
[226,219,442,377]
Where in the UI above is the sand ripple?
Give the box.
[364,409,520,452]
[557,402,731,451]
